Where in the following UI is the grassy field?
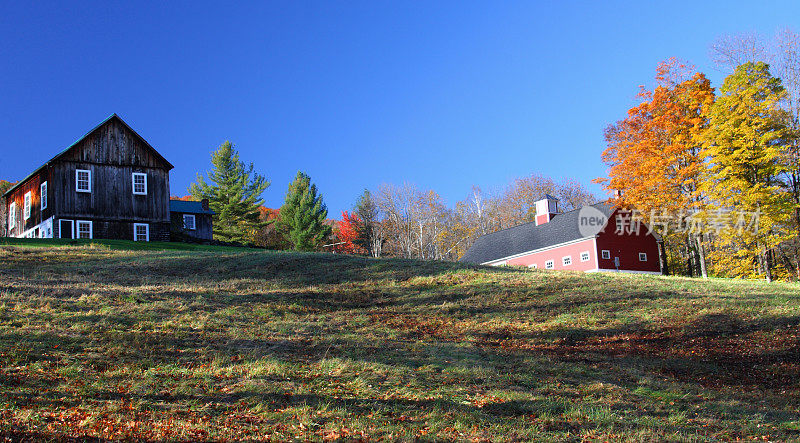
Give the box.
[0,242,799,441]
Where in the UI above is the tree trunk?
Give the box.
[658,240,669,275]
[776,245,798,281]
[695,234,708,279]
[762,247,773,282]
[795,205,800,280]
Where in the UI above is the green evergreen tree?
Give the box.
[278,171,332,251]
[353,189,382,257]
[189,141,270,243]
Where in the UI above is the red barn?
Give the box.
[460,195,662,274]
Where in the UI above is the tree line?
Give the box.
[598,29,800,282]
[186,141,331,251]
[190,141,596,261]
[334,177,595,261]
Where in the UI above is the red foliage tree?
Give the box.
[334,211,366,254]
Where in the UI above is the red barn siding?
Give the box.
[595,209,661,273]
[502,238,598,271]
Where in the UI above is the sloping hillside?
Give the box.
[0,242,799,440]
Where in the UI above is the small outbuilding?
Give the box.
[169,199,214,241]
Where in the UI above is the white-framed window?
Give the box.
[76,220,92,239]
[545,260,554,270]
[76,169,91,193]
[132,173,147,195]
[528,263,537,269]
[580,251,590,262]
[40,182,47,210]
[134,223,149,242]
[601,250,611,259]
[23,192,31,220]
[563,256,572,266]
[639,252,647,262]
[8,202,16,230]
[183,214,196,230]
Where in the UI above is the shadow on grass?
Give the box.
[3,246,800,439]
[3,327,799,439]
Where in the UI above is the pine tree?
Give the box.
[189,141,270,243]
[700,62,798,281]
[278,171,332,251]
[353,189,383,257]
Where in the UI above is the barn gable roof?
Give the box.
[459,201,617,265]
[3,114,174,197]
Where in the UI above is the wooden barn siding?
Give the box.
[51,117,171,225]
[171,212,213,240]
[94,220,170,242]
[60,118,170,169]
[52,163,170,222]
[52,219,170,241]
[4,168,51,235]
[196,214,213,240]
[6,117,173,240]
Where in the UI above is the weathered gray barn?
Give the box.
[2,114,211,242]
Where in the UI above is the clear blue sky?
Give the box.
[2,1,798,215]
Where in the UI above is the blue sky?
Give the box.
[2,1,798,215]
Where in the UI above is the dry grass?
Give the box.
[0,243,799,441]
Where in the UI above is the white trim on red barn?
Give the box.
[483,236,595,266]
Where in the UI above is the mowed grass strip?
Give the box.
[0,243,799,441]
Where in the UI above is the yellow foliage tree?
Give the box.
[700,62,798,281]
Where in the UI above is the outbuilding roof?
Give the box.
[459,201,616,265]
[169,200,215,215]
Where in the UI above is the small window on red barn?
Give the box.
[601,250,611,259]
[639,252,647,262]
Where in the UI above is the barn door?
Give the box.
[59,220,74,239]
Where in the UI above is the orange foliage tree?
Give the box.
[334,211,366,254]
[597,58,715,277]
